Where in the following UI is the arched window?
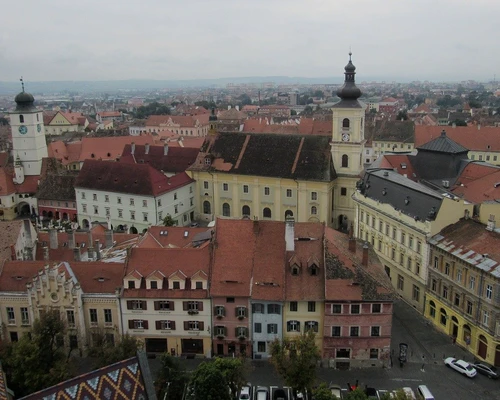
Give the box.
[342,154,349,168]
[222,203,230,217]
[19,115,24,123]
[342,118,350,128]
[429,300,436,318]
[203,201,211,214]
[291,265,299,276]
[311,206,317,215]
[285,210,293,219]
[440,308,447,326]
[242,205,250,216]
[263,207,272,218]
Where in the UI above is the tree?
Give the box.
[396,110,408,121]
[155,354,189,400]
[0,308,72,396]
[162,214,176,226]
[87,333,141,369]
[313,90,324,98]
[237,94,252,107]
[212,358,247,399]
[269,330,321,394]
[344,388,368,400]
[313,383,336,400]
[302,106,314,116]
[190,361,231,400]
[291,109,297,116]
[133,102,170,119]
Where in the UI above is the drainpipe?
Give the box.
[208,170,216,221]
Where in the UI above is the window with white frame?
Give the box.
[483,310,490,326]
[67,310,75,327]
[6,307,15,324]
[243,185,249,193]
[94,205,99,215]
[21,307,29,325]
[287,320,300,332]
[264,187,270,196]
[350,326,360,337]
[130,198,135,206]
[223,183,228,191]
[305,321,319,332]
[89,309,98,325]
[104,309,112,324]
[469,276,476,291]
[286,189,292,198]
[486,284,493,300]
[130,211,135,220]
[105,207,110,217]
[311,192,318,201]
[215,305,225,317]
[143,200,147,207]
[204,181,209,189]
[351,304,360,314]
[371,326,380,337]
[93,193,97,201]
[105,195,109,202]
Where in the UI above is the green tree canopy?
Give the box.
[133,102,170,119]
[212,358,247,399]
[0,308,72,397]
[155,354,189,400]
[87,332,141,369]
[269,330,321,393]
[344,388,368,400]
[313,383,336,400]
[396,110,408,120]
[162,214,176,226]
[190,361,232,400]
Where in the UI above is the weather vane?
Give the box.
[20,77,24,92]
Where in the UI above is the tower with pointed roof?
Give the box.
[331,53,366,230]
[10,79,48,176]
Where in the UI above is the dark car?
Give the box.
[472,363,499,379]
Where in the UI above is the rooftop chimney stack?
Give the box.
[285,217,295,252]
[43,246,49,261]
[87,231,93,247]
[349,237,356,253]
[105,229,114,248]
[68,230,75,250]
[164,143,169,156]
[362,242,369,266]
[49,229,58,250]
[95,239,101,260]
[131,142,135,155]
[87,246,94,261]
[145,143,150,155]
[73,247,81,262]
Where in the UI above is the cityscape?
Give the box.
[1,1,500,400]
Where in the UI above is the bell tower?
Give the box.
[10,79,48,176]
[331,53,365,230]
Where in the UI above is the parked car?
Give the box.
[364,387,380,399]
[444,357,477,378]
[472,363,499,379]
[256,386,270,400]
[329,383,342,399]
[401,387,416,400]
[239,384,252,400]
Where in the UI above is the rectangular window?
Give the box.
[399,253,404,266]
[158,199,162,207]
[286,189,292,197]
[264,187,270,196]
[332,304,342,314]
[93,193,97,201]
[81,192,86,200]
[445,263,450,275]
[267,323,278,334]
[431,279,437,292]
[105,207,110,217]
[392,227,396,239]
[378,220,383,232]
[331,326,341,337]
[104,309,112,324]
[143,212,148,222]
[6,307,15,324]
[307,301,316,312]
[142,200,147,207]
[385,224,389,235]
[252,303,264,313]
[130,198,135,206]
[486,284,493,300]
[223,183,228,191]
[372,304,381,313]
[67,310,75,327]
[413,285,420,302]
[203,181,209,189]
[417,241,422,253]
[406,257,412,271]
[21,307,29,325]
[267,304,281,314]
[391,248,396,260]
[397,275,404,291]
[117,196,122,204]
[456,269,462,283]
[243,185,249,193]
[401,232,405,245]
[370,348,379,359]
[287,320,300,332]
[350,304,360,314]
[290,301,298,312]
[454,293,460,307]
[470,276,476,291]
[93,205,99,215]
[118,209,123,218]
[371,326,380,337]
[350,326,359,337]
[483,310,490,326]
[214,305,225,317]
[415,262,421,275]
[258,342,266,352]
[104,195,109,202]
[433,256,439,269]
[443,286,448,299]
[340,187,347,196]
[466,300,473,315]
[311,192,317,201]
[409,236,413,249]
[89,309,98,325]
[254,323,262,333]
[130,211,135,220]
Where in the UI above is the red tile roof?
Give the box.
[0,220,24,263]
[137,226,212,249]
[75,160,193,196]
[452,167,500,203]
[379,154,417,179]
[285,223,325,301]
[79,135,157,162]
[415,125,500,151]
[145,115,209,128]
[0,260,47,292]
[97,111,121,118]
[0,168,16,195]
[14,175,40,194]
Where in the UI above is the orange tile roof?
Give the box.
[137,226,212,249]
[380,154,417,179]
[14,175,40,194]
[0,260,48,292]
[79,135,157,162]
[0,168,16,195]
[146,115,209,128]
[452,168,500,203]
[98,111,121,118]
[325,280,363,300]
[415,125,500,151]
[0,220,24,263]
[285,223,325,301]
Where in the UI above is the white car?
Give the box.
[238,385,251,400]
[444,357,477,378]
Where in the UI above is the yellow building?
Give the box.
[425,219,500,367]
[0,261,123,351]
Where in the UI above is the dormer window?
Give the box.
[172,281,180,289]
[128,281,136,289]
[205,157,211,166]
[309,264,319,276]
[150,281,158,289]
[291,265,300,276]
[195,281,203,289]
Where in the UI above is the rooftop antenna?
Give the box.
[20,76,25,92]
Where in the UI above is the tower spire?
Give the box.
[20,77,25,92]
[336,52,362,101]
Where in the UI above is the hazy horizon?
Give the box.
[1,1,499,83]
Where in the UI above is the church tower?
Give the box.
[331,53,365,230]
[10,81,48,176]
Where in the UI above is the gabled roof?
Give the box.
[75,160,193,196]
[125,270,143,280]
[137,227,212,249]
[452,168,500,203]
[20,353,156,400]
[36,174,76,201]
[0,168,16,196]
[417,129,469,154]
[120,144,199,173]
[415,125,500,152]
[190,133,335,182]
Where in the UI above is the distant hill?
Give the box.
[0,75,360,95]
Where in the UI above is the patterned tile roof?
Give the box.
[19,353,156,400]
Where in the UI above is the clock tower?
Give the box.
[10,82,48,176]
[331,53,365,230]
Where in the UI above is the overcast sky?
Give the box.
[1,0,498,83]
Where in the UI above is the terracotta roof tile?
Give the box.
[415,125,500,151]
[137,226,212,249]
[0,168,16,196]
[0,220,25,263]
[452,168,500,203]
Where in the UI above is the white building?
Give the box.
[74,160,196,233]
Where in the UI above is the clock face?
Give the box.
[37,124,42,133]
[342,133,350,142]
[18,125,28,135]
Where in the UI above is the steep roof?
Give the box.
[429,219,500,278]
[415,125,500,151]
[137,226,212,249]
[0,168,16,196]
[0,220,24,264]
[120,144,199,173]
[417,129,469,154]
[368,120,415,143]
[190,133,335,182]
[452,168,500,203]
[75,159,193,196]
[19,354,156,400]
[36,174,77,201]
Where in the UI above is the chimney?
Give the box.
[145,143,150,154]
[228,105,231,110]
[43,246,49,261]
[486,215,496,231]
[49,229,58,250]
[73,247,81,262]
[105,229,114,248]
[349,237,356,253]
[95,239,101,260]
[285,217,295,252]
[131,142,135,155]
[452,123,456,128]
[164,143,169,156]
[68,230,75,250]
[87,230,93,247]
[362,242,369,266]
[87,246,94,260]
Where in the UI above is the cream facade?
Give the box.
[44,112,88,136]
[283,300,324,350]
[371,141,415,159]
[190,172,334,225]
